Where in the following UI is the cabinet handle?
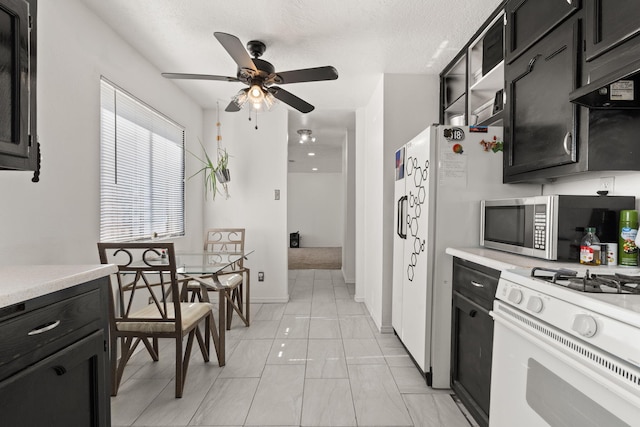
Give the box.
[471,281,484,288]
[469,310,478,318]
[563,131,572,155]
[28,320,61,336]
[53,366,67,376]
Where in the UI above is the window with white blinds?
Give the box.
[99,78,185,242]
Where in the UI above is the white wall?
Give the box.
[356,74,439,332]
[203,108,289,303]
[287,173,344,247]
[343,129,356,283]
[0,0,204,265]
[357,76,385,327]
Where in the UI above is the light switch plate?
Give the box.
[274,189,280,200]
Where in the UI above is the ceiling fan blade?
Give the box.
[269,87,314,113]
[273,66,338,84]
[225,100,241,112]
[214,32,257,72]
[162,72,239,82]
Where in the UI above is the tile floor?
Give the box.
[111,269,478,427]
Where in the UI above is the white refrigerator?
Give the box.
[392,125,540,388]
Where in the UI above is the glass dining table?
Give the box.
[175,250,253,366]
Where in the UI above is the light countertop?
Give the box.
[0,264,117,308]
[445,247,640,275]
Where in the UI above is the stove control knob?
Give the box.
[572,314,597,338]
[507,288,523,305]
[526,296,544,313]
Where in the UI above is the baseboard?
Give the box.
[379,324,395,334]
[354,295,364,302]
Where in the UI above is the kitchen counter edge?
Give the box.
[0,264,117,309]
[445,247,640,274]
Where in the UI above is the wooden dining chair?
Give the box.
[186,228,251,329]
[97,242,219,398]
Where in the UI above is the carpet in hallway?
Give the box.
[288,247,342,269]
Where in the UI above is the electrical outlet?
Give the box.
[599,176,615,194]
[258,271,264,282]
[274,189,280,200]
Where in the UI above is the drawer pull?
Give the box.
[469,310,478,318]
[470,281,485,288]
[28,320,61,336]
[53,366,67,376]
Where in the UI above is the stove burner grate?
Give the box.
[530,267,640,294]
[530,267,578,283]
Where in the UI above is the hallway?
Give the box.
[111,269,476,426]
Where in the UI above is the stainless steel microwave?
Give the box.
[480,195,635,260]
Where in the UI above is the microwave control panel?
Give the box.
[534,205,547,250]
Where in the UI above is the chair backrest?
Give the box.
[97,242,183,330]
[204,228,245,268]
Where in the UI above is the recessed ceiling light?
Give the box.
[308,152,315,156]
[297,129,316,144]
[312,168,318,171]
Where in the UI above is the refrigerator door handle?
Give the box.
[397,196,407,239]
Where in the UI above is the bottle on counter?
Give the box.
[580,227,601,266]
[619,210,639,267]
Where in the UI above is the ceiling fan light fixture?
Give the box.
[248,84,265,106]
[232,88,249,108]
[263,91,276,111]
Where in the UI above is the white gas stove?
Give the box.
[489,266,640,427]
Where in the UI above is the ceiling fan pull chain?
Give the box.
[255,110,259,130]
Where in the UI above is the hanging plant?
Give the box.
[187,103,231,200]
[215,147,231,184]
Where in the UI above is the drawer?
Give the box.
[453,258,499,309]
[0,289,103,380]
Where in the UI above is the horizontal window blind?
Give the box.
[100,78,185,242]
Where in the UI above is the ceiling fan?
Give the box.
[162,32,338,114]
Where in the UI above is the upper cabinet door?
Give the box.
[505,0,580,64]
[0,0,38,179]
[504,17,580,179]
[584,0,640,62]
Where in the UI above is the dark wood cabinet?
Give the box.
[440,6,506,126]
[451,257,500,427]
[0,0,39,180]
[0,278,110,426]
[504,17,580,181]
[584,0,640,62]
[440,52,468,125]
[505,0,580,64]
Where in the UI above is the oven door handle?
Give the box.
[492,304,640,409]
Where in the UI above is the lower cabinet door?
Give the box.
[451,292,493,427]
[0,330,109,427]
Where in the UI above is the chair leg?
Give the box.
[195,325,210,362]
[113,336,139,396]
[175,336,184,398]
[226,289,233,330]
[140,337,159,361]
[176,330,196,398]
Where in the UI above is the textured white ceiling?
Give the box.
[79,0,503,172]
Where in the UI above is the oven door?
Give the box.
[490,301,640,427]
